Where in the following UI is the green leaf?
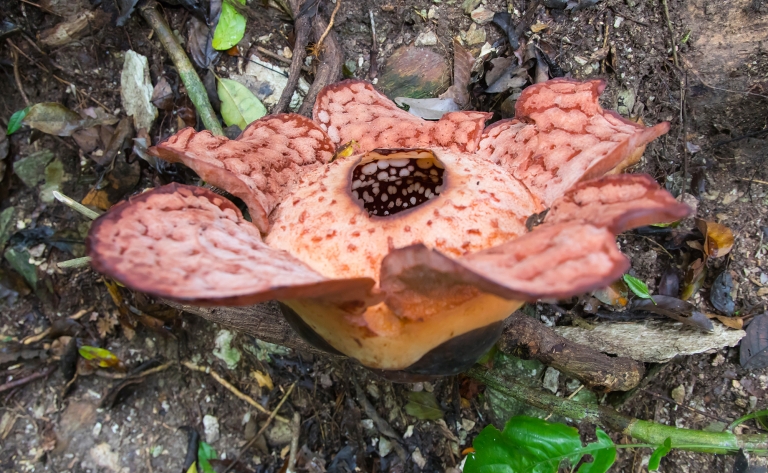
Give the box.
[623,274,655,304]
[197,441,218,473]
[7,106,30,135]
[648,438,672,471]
[404,391,444,420]
[78,346,121,368]
[465,416,617,473]
[212,0,246,51]
[217,78,267,131]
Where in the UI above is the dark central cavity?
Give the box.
[350,149,445,217]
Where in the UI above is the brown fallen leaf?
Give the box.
[713,314,744,330]
[695,218,734,258]
[439,40,475,108]
[81,157,140,210]
[681,258,707,300]
[593,279,629,308]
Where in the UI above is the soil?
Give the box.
[1,0,767,472]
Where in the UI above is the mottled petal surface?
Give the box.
[544,174,691,233]
[477,78,669,205]
[86,184,375,306]
[381,223,628,305]
[313,80,490,153]
[151,114,334,232]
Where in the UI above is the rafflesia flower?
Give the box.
[86,79,689,377]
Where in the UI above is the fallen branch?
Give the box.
[273,0,311,114]
[468,366,768,455]
[181,360,289,423]
[313,0,341,58]
[0,365,57,393]
[140,3,223,135]
[498,312,645,392]
[298,4,343,116]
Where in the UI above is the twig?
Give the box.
[181,361,289,422]
[661,0,679,67]
[222,381,297,473]
[368,9,378,80]
[53,191,102,220]
[298,5,343,116]
[57,256,92,269]
[273,0,311,113]
[634,234,674,259]
[22,307,93,345]
[8,40,30,106]
[0,365,57,393]
[286,412,301,473]
[313,0,341,57]
[738,178,768,186]
[255,46,310,72]
[95,362,173,380]
[641,389,730,424]
[140,3,223,135]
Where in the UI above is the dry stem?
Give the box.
[181,361,289,423]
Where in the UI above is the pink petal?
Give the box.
[477,78,669,206]
[313,80,491,153]
[151,114,335,233]
[381,222,628,306]
[543,174,691,233]
[86,184,375,306]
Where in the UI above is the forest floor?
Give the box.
[1,0,767,472]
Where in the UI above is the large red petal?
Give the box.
[543,174,691,233]
[86,184,375,306]
[381,222,628,308]
[313,80,490,153]
[151,114,334,233]
[477,78,669,206]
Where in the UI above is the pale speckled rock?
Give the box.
[555,320,746,363]
[415,31,438,46]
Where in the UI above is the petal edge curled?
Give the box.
[544,174,691,233]
[151,114,335,233]
[86,184,375,306]
[477,78,670,206]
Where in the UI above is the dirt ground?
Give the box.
[1,0,767,471]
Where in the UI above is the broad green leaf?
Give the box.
[212,0,246,51]
[623,274,655,304]
[78,346,121,368]
[465,416,617,473]
[198,441,218,473]
[217,78,267,131]
[404,391,443,420]
[7,106,30,135]
[648,438,672,471]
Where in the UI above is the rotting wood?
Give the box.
[170,301,644,392]
[498,312,645,392]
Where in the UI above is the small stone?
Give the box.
[427,7,437,19]
[361,419,375,433]
[711,353,726,366]
[412,448,427,468]
[543,367,560,393]
[750,396,758,410]
[462,0,482,14]
[671,384,686,405]
[411,382,424,392]
[367,383,381,400]
[282,46,292,59]
[470,6,495,24]
[266,420,293,446]
[403,425,415,439]
[614,16,624,28]
[92,422,102,437]
[465,23,486,45]
[213,330,241,370]
[378,437,393,457]
[203,415,220,443]
[574,56,589,66]
[423,381,434,393]
[415,31,438,46]
[461,418,476,431]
